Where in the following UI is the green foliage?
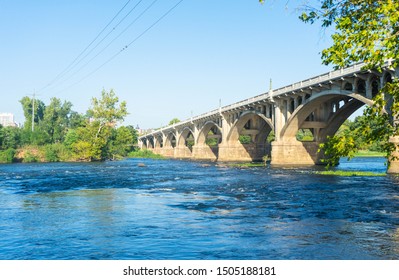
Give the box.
[72,140,93,161]
[266,131,275,143]
[63,129,79,151]
[0,126,20,149]
[315,170,385,177]
[168,118,180,126]
[296,129,314,141]
[44,143,70,162]
[75,89,128,161]
[319,105,393,168]
[128,149,165,159]
[0,89,136,164]
[319,134,358,168]
[298,0,399,70]
[205,130,220,147]
[354,150,385,157]
[20,96,45,131]
[239,135,252,144]
[108,126,135,158]
[41,97,73,143]
[228,162,265,168]
[23,151,39,163]
[0,148,16,163]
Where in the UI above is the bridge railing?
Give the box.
[139,62,374,139]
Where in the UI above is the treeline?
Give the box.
[333,116,385,152]
[0,89,138,163]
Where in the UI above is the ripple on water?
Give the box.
[0,158,398,259]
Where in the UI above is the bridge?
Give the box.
[138,61,399,173]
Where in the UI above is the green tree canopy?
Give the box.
[298,0,399,70]
[41,97,73,143]
[19,96,45,131]
[168,118,181,126]
[74,89,128,161]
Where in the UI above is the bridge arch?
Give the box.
[197,121,222,145]
[153,134,163,149]
[147,137,155,149]
[280,90,373,142]
[164,132,177,148]
[216,111,274,162]
[174,127,195,158]
[226,111,274,144]
[192,121,222,160]
[177,127,195,148]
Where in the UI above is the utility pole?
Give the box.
[31,91,35,132]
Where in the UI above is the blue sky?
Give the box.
[0,0,339,128]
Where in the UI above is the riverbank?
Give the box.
[315,170,386,177]
[0,147,385,165]
[353,150,385,157]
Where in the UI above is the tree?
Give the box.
[74,89,128,161]
[19,96,45,132]
[261,0,399,170]
[298,0,399,70]
[168,118,180,126]
[41,98,73,143]
[108,126,135,158]
[0,126,21,149]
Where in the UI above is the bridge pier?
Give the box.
[388,136,399,174]
[271,140,324,165]
[192,144,218,161]
[174,146,192,159]
[218,143,269,162]
[159,147,175,158]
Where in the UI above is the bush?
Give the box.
[23,151,39,163]
[0,148,16,163]
[239,135,252,144]
[128,149,164,159]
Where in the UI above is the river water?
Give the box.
[0,157,399,260]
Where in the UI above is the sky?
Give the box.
[0,0,344,129]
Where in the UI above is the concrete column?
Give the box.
[271,141,324,165]
[388,136,399,174]
[274,101,283,141]
[283,99,288,125]
[173,131,183,158]
[192,144,218,161]
[294,97,299,111]
[220,113,231,144]
[266,104,271,118]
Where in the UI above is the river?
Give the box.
[0,157,398,259]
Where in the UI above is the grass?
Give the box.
[227,162,266,168]
[354,150,385,157]
[315,170,385,177]
[127,149,165,159]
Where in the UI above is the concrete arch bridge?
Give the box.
[139,62,399,173]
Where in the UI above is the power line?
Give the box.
[38,0,133,93]
[47,0,146,89]
[49,0,159,91]
[54,0,185,95]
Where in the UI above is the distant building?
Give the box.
[135,125,154,136]
[0,113,18,127]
